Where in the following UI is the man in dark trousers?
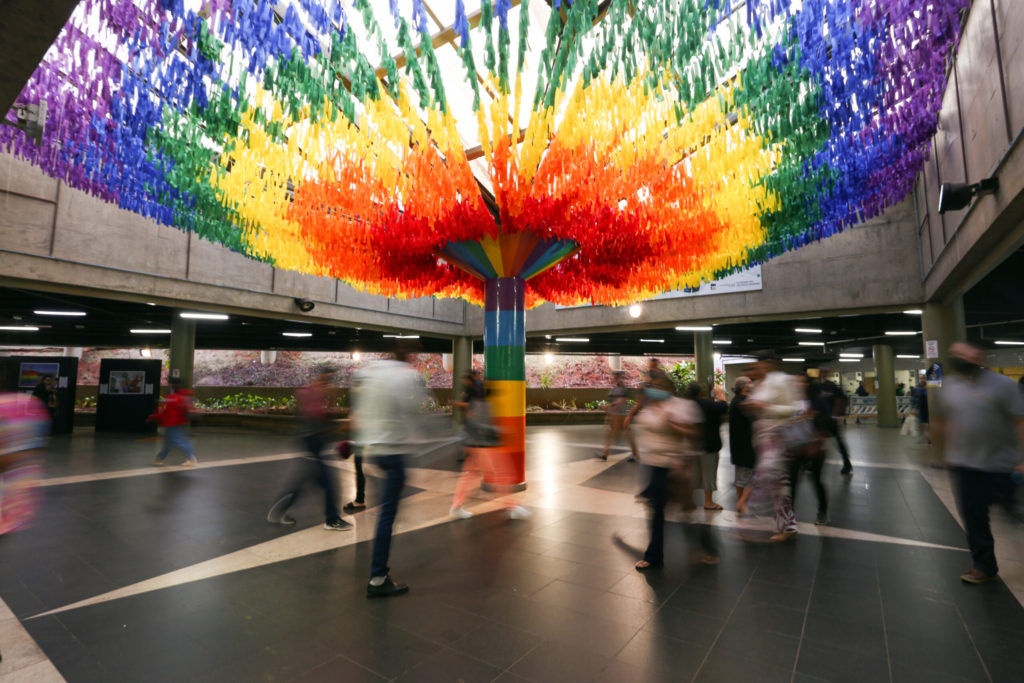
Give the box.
[935,342,1024,584]
[812,369,854,475]
[686,382,729,510]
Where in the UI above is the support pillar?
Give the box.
[694,331,714,390]
[451,336,473,425]
[169,313,196,388]
[873,343,898,427]
[483,277,526,491]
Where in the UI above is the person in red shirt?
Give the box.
[148,378,198,467]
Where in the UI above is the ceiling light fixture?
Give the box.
[903,309,923,315]
[0,326,39,331]
[130,328,171,334]
[628,304,642,318]
[994,340,1024,346]
[884,331,918,336]
[382,334,420,339]
[675,325,713,331]
[712,339,732,345]
[282,332,313,337]
[34,310,86,316]
[798,341,825,346]
[781,358,805,362]
[839,358,860,362]
[896,354,920,359]
[555,337,589,343]
[794,328,822,333]
[180,312,228,320]
[640,338,664,343]
[840,353,864,358]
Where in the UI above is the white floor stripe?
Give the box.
[38,452,307,487]
[0,596,65,681]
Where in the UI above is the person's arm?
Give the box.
[623,393,645,427]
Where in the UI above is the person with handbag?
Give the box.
[789,374,829,526]
[633,371,717,570]
[737,354,804,542]
[449,378,531,520]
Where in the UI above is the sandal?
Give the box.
[703,503,724,511]
[342,501,366,513]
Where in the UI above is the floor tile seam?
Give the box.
[790,545,823,683]
[688,554,762,683]
[873,545,895,683]
[499,641,541,680]
[951,600,995,683]
[892,475,929,543]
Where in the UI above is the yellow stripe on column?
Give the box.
[486,380,526,418]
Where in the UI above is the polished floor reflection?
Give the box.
[1,424,1022,682]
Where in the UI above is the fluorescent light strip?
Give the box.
[798,341,825,346]
[0,326,39,331]
[639,339,664,343]
[282,332,313,338]
[839,353,864,358]
[34,310,86,316]
[903,309,923,315]
[382,334,420,339]
[896,354,920,359]
[839,358,860,362]
[180,312,228,320]
[555,337,589,343]
[781,358,805,362]
[675,326,713,331]
[794,328,822,333]
[130,328,171,334]
[994,340,1024,346]
[884,331,918,336]
[712,340,732,345]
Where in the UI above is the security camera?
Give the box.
[294,298,315,312]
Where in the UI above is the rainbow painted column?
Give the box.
[484,276,527,489]
[438,233,579,490]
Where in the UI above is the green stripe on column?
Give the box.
[484,346,525,381]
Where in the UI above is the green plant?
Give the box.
[193,393,295,412]
[666,361,697,396]
[525,404,545,412]
[553,398,577,411]
[584,399,608,410]
[540,371,553,409]
[76,395,97,409]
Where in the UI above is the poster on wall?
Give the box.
[108,370,146,395]
[926,361,943,387]
[18,362,60,389]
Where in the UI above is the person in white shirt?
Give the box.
[737,354,805,541]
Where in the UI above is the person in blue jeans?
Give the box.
[353,341,431,598]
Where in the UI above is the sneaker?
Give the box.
[815,511,829,526]
[840,465,853,475]
[324,518,353,531]
[960,568,997,584]
[366,575,409,598]
[150,460,166,467]
[181,459,198,467]
[449,506,473,519]
[507,505,533,520]
[342,501,366,513]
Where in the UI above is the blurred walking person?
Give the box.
[634,371,717,570]
[148,377,198,467]
[934,343,1024,584]
[811,370,852,474]
[0,392,49,535]
[910,375,930,445]
[738,354,804,542]
[688,382,728,510]
[599,371,638,461]
[729,376,756,505]
[790,375,829,525]
[267,369,350,530]
[354,341,432,597]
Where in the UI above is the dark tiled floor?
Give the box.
[1,426,1023,682]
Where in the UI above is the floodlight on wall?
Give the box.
[352,352,362,361]
[628,304,642,318]
[937,177,998,214]
[140,348,152,357]
[294,298,315,312]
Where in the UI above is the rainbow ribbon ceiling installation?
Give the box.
[4,0,968,485]
[2,0,968,307]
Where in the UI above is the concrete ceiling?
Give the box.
[0,0,80,115]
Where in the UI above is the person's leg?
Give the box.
[601,416,614,459]
[311,450,344,526]
[370,455,407,579]
[154,428,172,463]
[701,452,720,509]
[640,467,668,567]
[625,422,639,459]
[451,449,482,512]
[953,467,999,577]
[354,456,365,503]
[169,426,198,463]
[830,420,852,473]
[768,440,797,537]
[808,455,828,523]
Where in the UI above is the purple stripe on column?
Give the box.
[484,277,525,312]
